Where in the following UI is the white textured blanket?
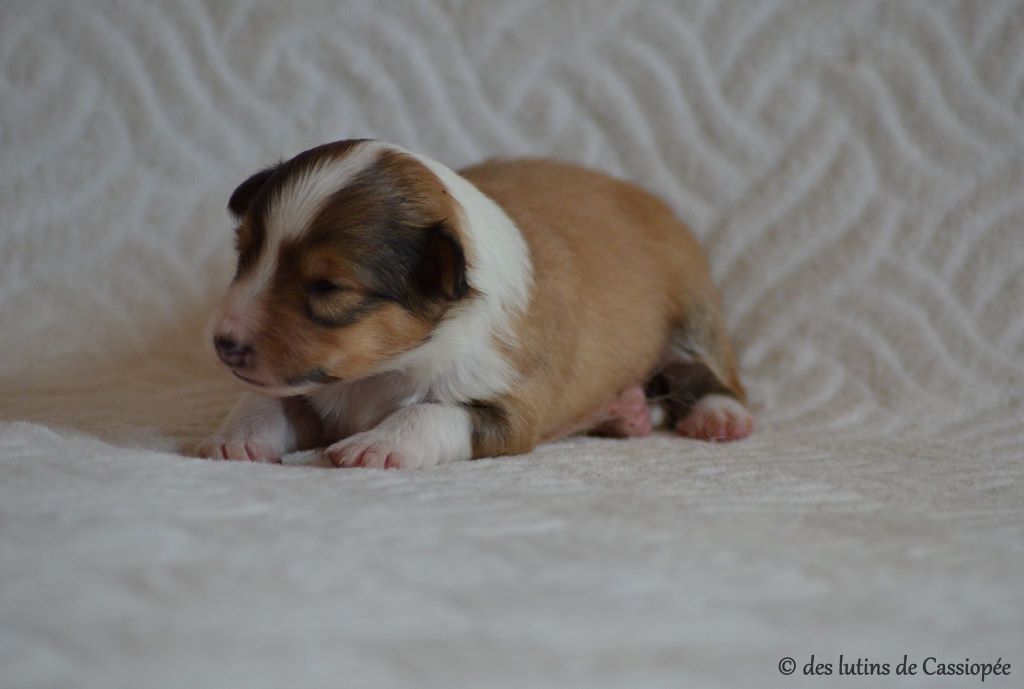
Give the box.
[2,1,1022,687]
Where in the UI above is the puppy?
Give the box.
[197,139,752,468]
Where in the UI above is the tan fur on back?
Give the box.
[461,159,735,450]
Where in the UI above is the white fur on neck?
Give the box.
[373,145,532,402]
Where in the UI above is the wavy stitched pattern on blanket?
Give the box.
[0,0,1021,456]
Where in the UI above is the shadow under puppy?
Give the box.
[198,139,752,468]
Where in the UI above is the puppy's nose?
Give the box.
[214,335,253,368]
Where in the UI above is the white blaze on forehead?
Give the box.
[264,140,384,243]
[216,141,386,340]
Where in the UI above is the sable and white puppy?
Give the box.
[198,139,752,468]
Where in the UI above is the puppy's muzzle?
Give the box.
[213,335,254,369]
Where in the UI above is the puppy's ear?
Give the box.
[227,165,278,219]
[417,222,470,301]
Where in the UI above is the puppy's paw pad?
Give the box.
[676,395,753,442]
[325,436,415,470]
[196,438,282,463]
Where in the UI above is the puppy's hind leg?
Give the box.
[590,385,654,438]
[658,306,753,442]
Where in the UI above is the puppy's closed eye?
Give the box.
[306,279,344,297]
[305,282,378,328]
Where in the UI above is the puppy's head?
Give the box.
[208,140,471,396]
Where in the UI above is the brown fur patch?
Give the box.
[258,298,434,384]
[459,159,745,456]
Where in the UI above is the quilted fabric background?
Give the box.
[1,1,1022,687]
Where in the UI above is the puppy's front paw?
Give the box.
[196,434,283,463]
[676,394,753,442]
[325,433,419,470]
